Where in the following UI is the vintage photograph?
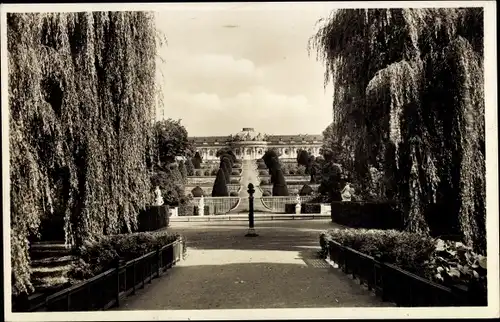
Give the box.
[2,1,498,321]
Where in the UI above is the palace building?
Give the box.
[188,127,323,161]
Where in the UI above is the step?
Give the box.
[31,276,71,293]
[31,255,77,267]
[31,264,73,279]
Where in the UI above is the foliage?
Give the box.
[185,158,195,176]
[216,148,237,163]
[8,12,161,295]
[70,231,182,279]
[297,150,310,168]
[299,184,314,196]
[272,169,289,196]
[191,186,205,198]
[318,161,343,201]
[212,168,229,197]
[310,8,485,252]
[178,161,187,183]
[229,192,239,197]
[324,228,436,275]
[330,201,404,229]
[322,228,487,301]
[262,190,272,197]
[192,152,202,169]
[150,164,187,208]
[152,119,193,165]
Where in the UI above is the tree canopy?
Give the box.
[310,8,485,252]
[8,11,162,295]
[153,119,193,166]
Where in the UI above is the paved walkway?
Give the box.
[232,160,269,213]
[118,220,391,310]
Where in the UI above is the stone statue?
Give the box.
[198,195,205,216]
[341,183,353,202]
[295,194,301,215]
[154,186,164,206]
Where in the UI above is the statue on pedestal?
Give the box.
[154,186,164,206]
[198,195,205,216]
[295,194,301,215]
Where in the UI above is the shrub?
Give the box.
[204,169,211,176]
[70,231,182,280]
[191,186,205,197]
[272,168,289,196]
[285,203,296,214]
[259,170,268,176]
[231,169,240,175]
[185,158,195,176]
[230,179,239,184]
[322,228,487,305]
[330,201,403,230]
[260,179,269,185]
[262,190,271,196]
[193,152,202,169]
[299,184,314,196]
[296,165,306,175]
[257,163,267,170]
[232,163,242,169]
[302,203,321,214]
[210,168,218,176]
[137,205,169,232]
[229,192,238,197]
[212,168,228,196]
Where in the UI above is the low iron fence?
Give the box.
[326,239,481,307]
[17,238,184,312]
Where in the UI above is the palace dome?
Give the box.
[233,128,265,141]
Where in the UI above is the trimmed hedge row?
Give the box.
[284,203,321,214]
[331,201,404,230]
[70,231,182,280]
[137,205,169,232]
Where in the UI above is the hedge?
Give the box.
[70,231,182,280]
[320,228,487,305]
[191,186,205,197]
[258,170,268,176]
[284,203,321,214]
[262,190,271,196]
[230,179,239,184]
[331,201,404,230]
[137,205,169,232]
[231,169,241,175]
[229,192,238,197]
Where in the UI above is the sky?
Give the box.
[154,2,337,137]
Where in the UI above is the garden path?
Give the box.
[231,159,269,213]
[117,220,391,310]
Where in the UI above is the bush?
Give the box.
[210,168,218,176]
[204,169,211,176]
[331,201,404,230]
[185,158,195,176]
[137,205,169,232]
[193,205,210,216]
[262,190,271,196]
[272,168,289,196]
[232,163,242,169]
[260,179,269,185]
[231,169,240,175]
[299,184,314,196]
[257,163,267,170]
[302,203,321,213]
[259,170,268,176]
[322,228,487,305]
[229,192,238,197]
[70,231,182,280]
[194,169,203,176]
[230,179,239,184]
[191,186,205,197]
[212,168,228,196]
[285,203,296,214]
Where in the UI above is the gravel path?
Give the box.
[117,220,391,310]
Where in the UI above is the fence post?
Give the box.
[114,256,121,308]
[157,246,161,278]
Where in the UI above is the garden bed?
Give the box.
[319,228,487,306]
[14,231,186,312]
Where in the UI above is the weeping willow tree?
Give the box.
[8,12,164,296]
[309,8,485,253]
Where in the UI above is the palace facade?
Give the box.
[189,127,322,161]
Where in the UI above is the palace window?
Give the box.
[246,149,251,155]
[209,150,214,156]
[284,149,289,155]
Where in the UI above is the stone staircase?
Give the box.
[29,241,77,293]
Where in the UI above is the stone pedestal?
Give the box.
[295,204,301,215]
[170,207,178,217]
[320,204,331,215]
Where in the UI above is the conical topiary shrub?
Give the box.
[299,184,313,196]
[212,168,229,197]
[272,168,289,196]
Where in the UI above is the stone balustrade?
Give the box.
[188,197,240,215]
[260,196,315,213]
[185,184,241,195]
